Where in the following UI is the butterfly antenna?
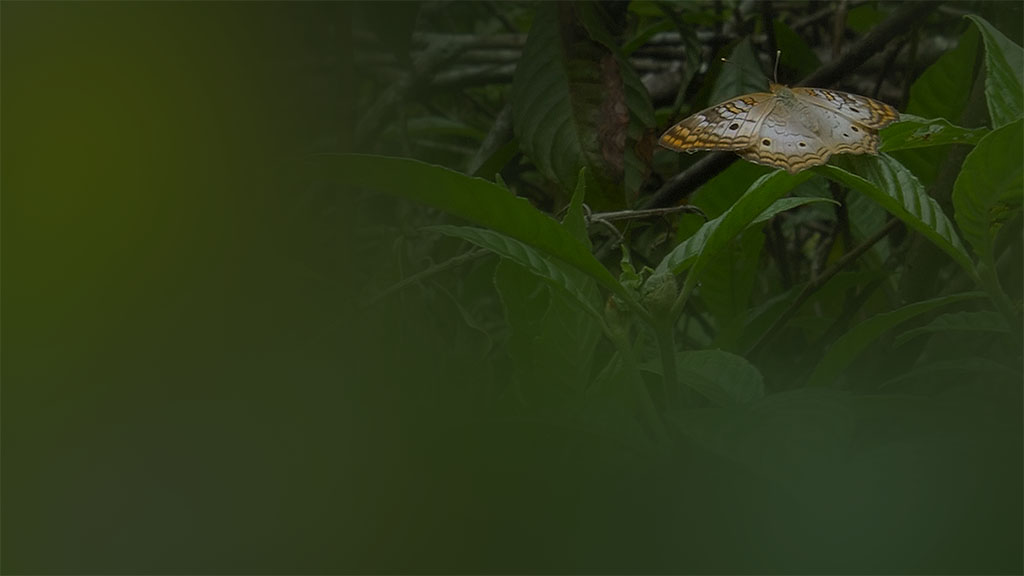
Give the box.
[773,50,781,83]
[720,57,761,78]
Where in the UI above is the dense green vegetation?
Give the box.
[4,1,1021,572]
[338,2,1023,571]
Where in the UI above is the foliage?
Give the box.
[339,2,1022,570]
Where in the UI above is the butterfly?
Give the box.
[659,83,900,173]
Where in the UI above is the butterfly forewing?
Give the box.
[790,87,899,129]
[659,93,775,152]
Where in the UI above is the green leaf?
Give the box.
[428,224,604,321]
[773,21,821,79]
[675,170,812,315]
[688,161,771,218]
[620,54,657,199]
[820,155,977,279]
[511,3,652,208]
[510,4,605,194]
[807,292,987,387]
[659,197,836,276]
[315,153,627,298]
[846,3,887,34]
[563,167,592,250]
[669,389,855,484]
[952,119,1024,268]
[906,26,979,121]
[407,117,488,141]
[622,19,672,56]
[880,115,989,152]
[702,229,764,347]
[643,350,765,405]
[967,15,1024,128]
[894,310,1010,347]
[709,37,768,105]
[495,259,602,408]
[896,25,981,185]
[879,357,1022,391]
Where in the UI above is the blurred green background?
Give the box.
[3,2,1020,573]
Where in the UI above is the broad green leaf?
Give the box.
[689,160,771,218]
[577,2,656,200]
[622,19,673,56]
[897,25,980,185]
[658,196,836,276]
[967,15,1024,128]
[880,115,989,152]
[495,259,602,408]
[894,310,1010,347]
[879,357,1022,390]
[407,117,487,140]
[952,119,1024,267]
[428,225,603,321]
[669,389,855,485]
[563,167,592,250]
[620,54,657,199]
[643,349,764,405]
[678,171,812,308]
[820,155,977,279]
[807,292,987,387]
[906,26,979,121]
[846,3,887,34]
[510,4,606,196]
[846,186,892,264]
[511,3,651,208]
[709,37,768,106]
[773,21,820,79]
[700,229,763,335]
[316,153,627,298]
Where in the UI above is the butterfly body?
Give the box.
[659,83,900,173]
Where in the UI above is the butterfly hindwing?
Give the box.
[738,104,831,173]
[740,97,884,173]
[659,93,774,152]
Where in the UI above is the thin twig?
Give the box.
[590,204,707,223]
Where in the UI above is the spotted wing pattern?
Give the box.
[658,93,775,152]
[659,84,900,174]
[738,86,900,173]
